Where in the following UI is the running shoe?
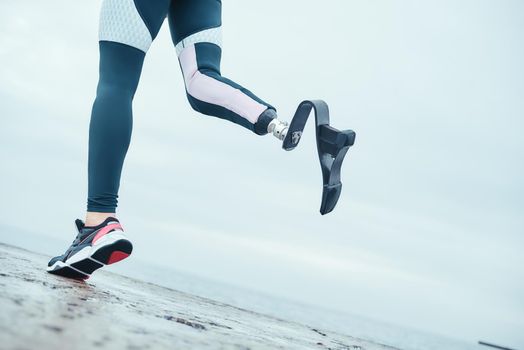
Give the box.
[47,216,133,279]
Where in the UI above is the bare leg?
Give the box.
[85,212,116,227]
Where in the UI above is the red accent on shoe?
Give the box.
[92,223,123,244]
[107,251,130,264]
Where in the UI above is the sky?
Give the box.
[1,0,523,348]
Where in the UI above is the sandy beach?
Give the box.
[0,243,399,350]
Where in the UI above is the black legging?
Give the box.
[88,0,276,213]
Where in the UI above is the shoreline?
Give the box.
[0,242,400,350]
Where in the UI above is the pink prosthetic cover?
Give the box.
[179,44,267,124]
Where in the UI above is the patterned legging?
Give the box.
[88,0,276,212]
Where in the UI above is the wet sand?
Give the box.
[0,243,399,350]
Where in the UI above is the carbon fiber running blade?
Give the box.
[283,100,356,215]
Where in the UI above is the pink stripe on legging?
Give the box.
[178,45,267,124]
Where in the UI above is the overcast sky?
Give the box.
[0,0,523,348]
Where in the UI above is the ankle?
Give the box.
[85,212,116,227]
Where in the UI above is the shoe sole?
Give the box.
[47,232,133,280]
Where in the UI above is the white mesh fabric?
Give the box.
[175,26,222,56]
[98,0,153,53]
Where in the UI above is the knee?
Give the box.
[95,81,134,104]
[184,69,206,96]
[185,91,202,113]
[183,71,216,113]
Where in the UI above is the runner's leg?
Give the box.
[86,0,170,223]
[167,0,278,135]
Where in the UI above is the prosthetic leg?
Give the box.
[269,100,356,215]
